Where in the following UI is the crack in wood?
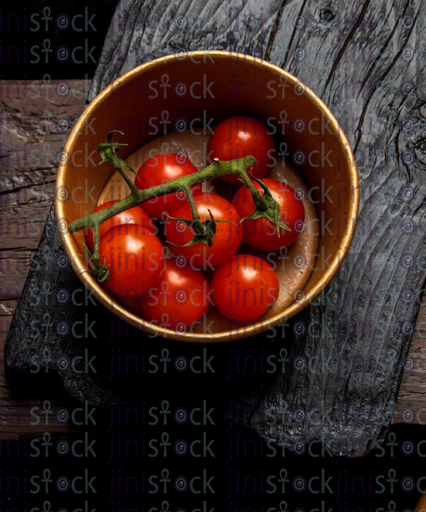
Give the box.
[353,5,419,154]
[283,0,308,67]
[264,0,289,61]
[321,0,371,98]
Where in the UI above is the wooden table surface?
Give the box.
[0,78,425,437]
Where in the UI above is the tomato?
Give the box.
[99,224,164,298]
[207,115,275,185]
[165,193,243,270]
[86,200,155,252]
[135,153,202,219]
[139,257,211,333]
[211,255,279,322]
[232,178,305,251]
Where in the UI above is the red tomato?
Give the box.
[135,153,202,219]
[232,178,305,251]
[99,224,164,298]
[207,115,275,185]
[139,258,211,333]
[86,200,155,252]
[165,193,243,270]
[211,255,279,322]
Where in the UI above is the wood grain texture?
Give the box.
[253,0,426,456]
[0,80,93,437]
[0,79,91,300]
[2,0,426,456]
[88,0,283,101]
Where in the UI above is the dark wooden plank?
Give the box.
[0,79,92,298]
[1,80,92,438]
[395,296,426,423]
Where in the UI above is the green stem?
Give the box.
[185,187,203,230]
[98,131,139,198]
[68,155,257,234]
[237,165,268,210]
[68,132,286,283]
[111,152,139,198]
[92,222,100,267]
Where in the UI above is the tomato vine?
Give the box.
[67,131,290,282]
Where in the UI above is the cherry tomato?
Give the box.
[139,257,211,333]
[135,153,202,219]
[211,255,279,322]
[165,193,243,270]
[86,200,155,252]
[207,115,275,185]
[232,178,305,251]
[99,224,164,298]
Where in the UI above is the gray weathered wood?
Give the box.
[254,0,426,457]
[87,0,426,456]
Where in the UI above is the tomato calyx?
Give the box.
[239,176,292,236]
[91,262,111,282]
[165,209,239,248]
[83,243,111,282]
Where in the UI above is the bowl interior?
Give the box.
[56,52,358,342]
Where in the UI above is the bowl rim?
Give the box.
[56,50,359,342]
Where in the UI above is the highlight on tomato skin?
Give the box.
[139,257,211,333]
[135,153,202,219]
[232,178,305,251]
[207,115,275,186]
[99,224,165,299]
[85,200,155,252]
[211,254,280,322]
[165,193,243,270]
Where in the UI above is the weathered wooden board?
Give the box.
[3,0,426,458]
[256,0,426,456]
[0,79,96,436]
[87,0,426,455]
